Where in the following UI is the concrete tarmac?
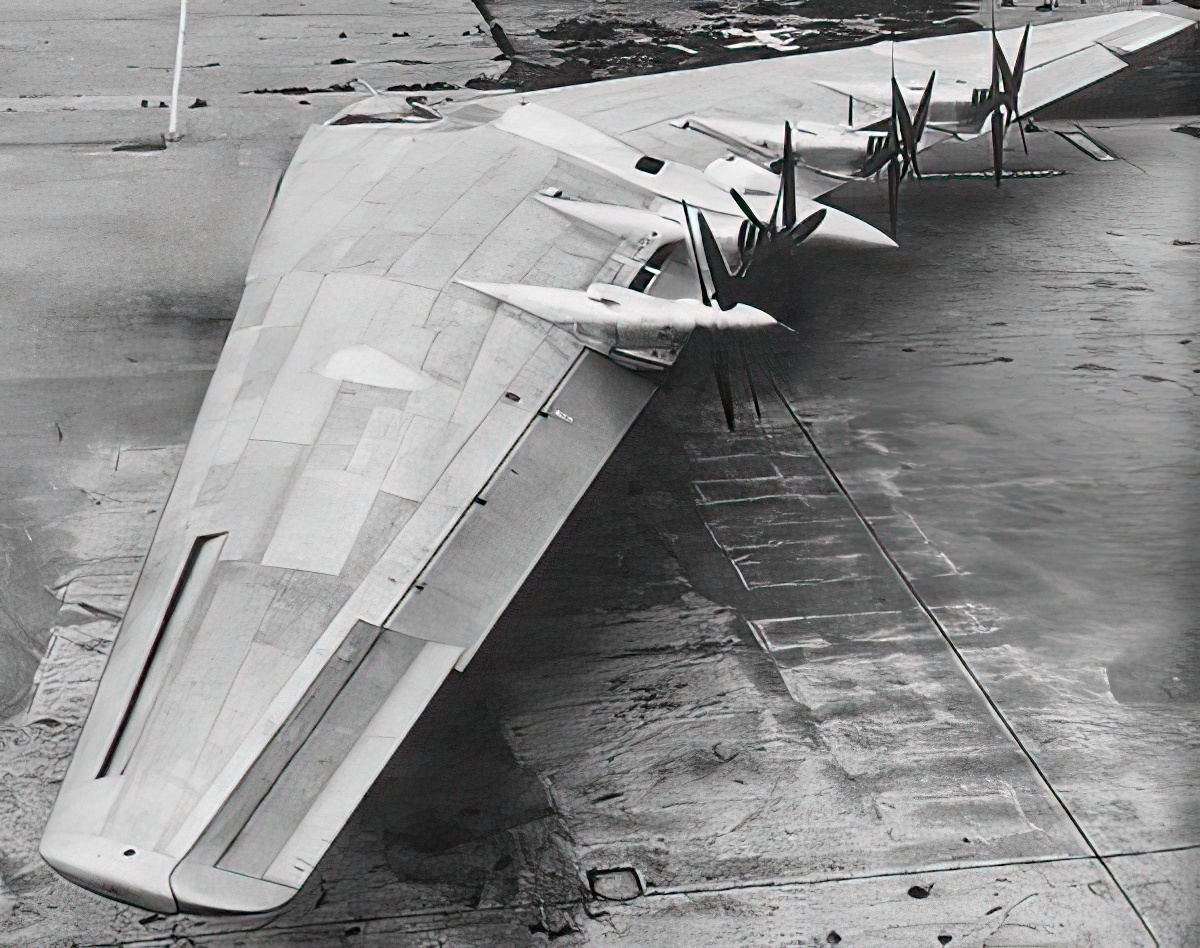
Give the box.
[0,3,1197,946]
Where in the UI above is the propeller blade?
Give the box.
[1005,28,1032,157]
[994,27,1029,154]
[909,71,937,178]
[1014,111,1029,154]
[887,157,901,237]
[680,201,712,306]
[709,333,736,431]
[730,188,767,233]
[740,340,762,420]
[768,173,784,233]
[860,126,898,178]
[892,77,920,176]
[1012,24,1030,94]
[913,71,936,138]
[990,109,1005,187]
[993,34,1016,111]
[781,122,798,230]
[986,53,1002,114]
[697,212,736,310]
[789,208,827,246]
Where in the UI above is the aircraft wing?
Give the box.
[813,13,1183,136]
[43,9,1192,916]
[41,120,661,914]
[525,10,1191,195]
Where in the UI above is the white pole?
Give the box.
[166,0,188,142]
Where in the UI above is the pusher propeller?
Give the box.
[678,137,823,430]
[727,123,829,281]
[858,71,936,236]
[985,24,1031,186]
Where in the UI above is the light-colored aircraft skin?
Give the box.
[40,10,1194,915]
[536,187,895,269]
[534,193,687,247]
[682,11,1179,183]
[497,102,898,248]
[682,116,949,182]
[458,280,783,332]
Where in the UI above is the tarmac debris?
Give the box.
[528,920,576,940]
[247,83,355,94]
[588,867,643,901]
[387,81,456,91]
[908,883,933,899]
[1073,363,1114,371]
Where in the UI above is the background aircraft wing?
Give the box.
[516,11,1192,196]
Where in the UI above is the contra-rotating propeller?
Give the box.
[677,132,826,430]
[727,122,829,275]
[858,70,936,237]
[985,23,1031,186]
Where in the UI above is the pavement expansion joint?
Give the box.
[73,843,1200,947]
[762,366,1164,946]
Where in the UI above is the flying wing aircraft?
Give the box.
[41,10,1194,915]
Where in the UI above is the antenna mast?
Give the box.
[166,0,188,142]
